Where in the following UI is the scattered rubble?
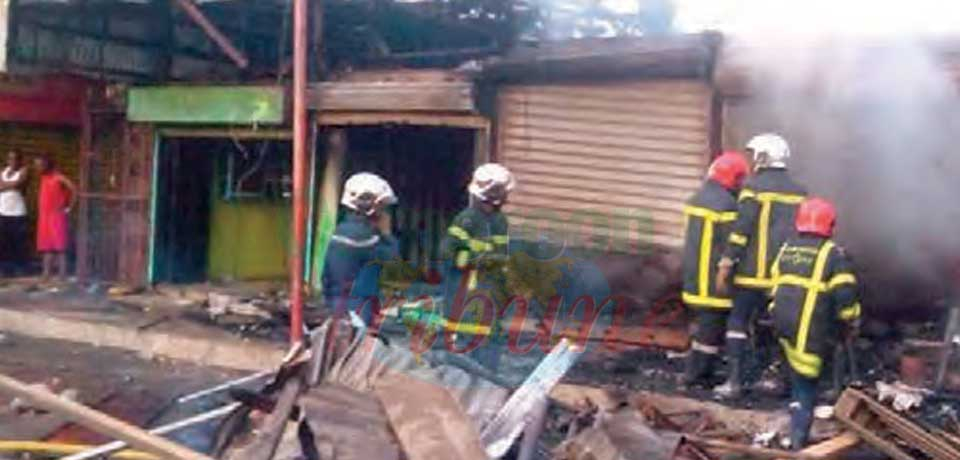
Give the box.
[207,293,273,321]
[876,380,929,412]
[556,409,684,460]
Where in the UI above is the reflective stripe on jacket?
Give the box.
[682,180,738,309]
[770,236,861,378]
[444,205,509,271]
[723,168,807,289]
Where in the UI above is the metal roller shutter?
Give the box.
[496,80,711,252]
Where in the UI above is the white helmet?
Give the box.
[746,133,790,169]
[469,163,515,206]
[341,172,397,216]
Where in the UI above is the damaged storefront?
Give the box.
[127,85,293,284]
[309,69,491,291]
[481,33,722,316]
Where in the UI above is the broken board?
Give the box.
[835,388,960,460]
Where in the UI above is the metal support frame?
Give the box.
[290,0,310,344]
[61,403,241,460]
[0,373,213,460]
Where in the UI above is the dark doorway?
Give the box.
[342,125,475,275]
[153,138,215,283]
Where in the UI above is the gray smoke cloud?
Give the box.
[725,37,960,312]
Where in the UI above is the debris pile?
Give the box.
[547,378,960,460]
[215,318,582,460]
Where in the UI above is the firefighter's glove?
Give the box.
[716,257,735,297]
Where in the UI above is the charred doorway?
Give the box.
[334,125,478,279]
[152,135,294,284]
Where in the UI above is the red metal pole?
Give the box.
[290,0,309,344]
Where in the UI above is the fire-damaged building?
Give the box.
[0,1,959,458]
[0,0,499,290]
[0,0,954,341]
[481,34,960,320]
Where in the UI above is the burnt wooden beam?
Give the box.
[172,0,249,69]
[224,377,304,460]
[317,112,488,129]
[0,373,213,460]
[309,81,475,113]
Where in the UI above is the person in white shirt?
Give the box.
[0,150,28,276]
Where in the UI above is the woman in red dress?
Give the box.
[34,156,76,283]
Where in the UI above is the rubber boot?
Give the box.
[682,351,709,390]
[789,401,813,450]
[714,338,746,399]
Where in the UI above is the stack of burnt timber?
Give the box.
[835,388,960,460]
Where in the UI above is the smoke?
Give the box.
[725,36,960,310]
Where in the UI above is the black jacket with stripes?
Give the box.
[722,168,807,290]
[682,180,738,309]
[771,235,861,378]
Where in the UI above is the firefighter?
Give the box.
[322,172,399,326]
[770,197,861,449]
[442,163,515,371]
[681,151,751,389]
[715,133,808,399]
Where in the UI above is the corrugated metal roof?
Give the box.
[482,32,721,83]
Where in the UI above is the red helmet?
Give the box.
[796,197,837,237]
[708,151,750,190]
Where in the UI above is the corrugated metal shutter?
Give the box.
[497,80,711,251]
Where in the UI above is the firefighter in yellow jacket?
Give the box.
[442,163,515,371]
[770,197,861,449]
[715,133,807,398]
[681,151,750,388]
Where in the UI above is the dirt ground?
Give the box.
[0,332,248,453]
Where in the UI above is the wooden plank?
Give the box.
[225,378,303,460]
[333,69,470,83]
[688,436,820,460]
[158,128,293,140]
[834,389,959,460]
[608,326,689,350]
[794,432,861,459]
[550,383,623,411]
[317,112,489,129]
[0,373,212,460]
[311,82,474,112]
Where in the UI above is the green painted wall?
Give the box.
[207,199,291,281]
